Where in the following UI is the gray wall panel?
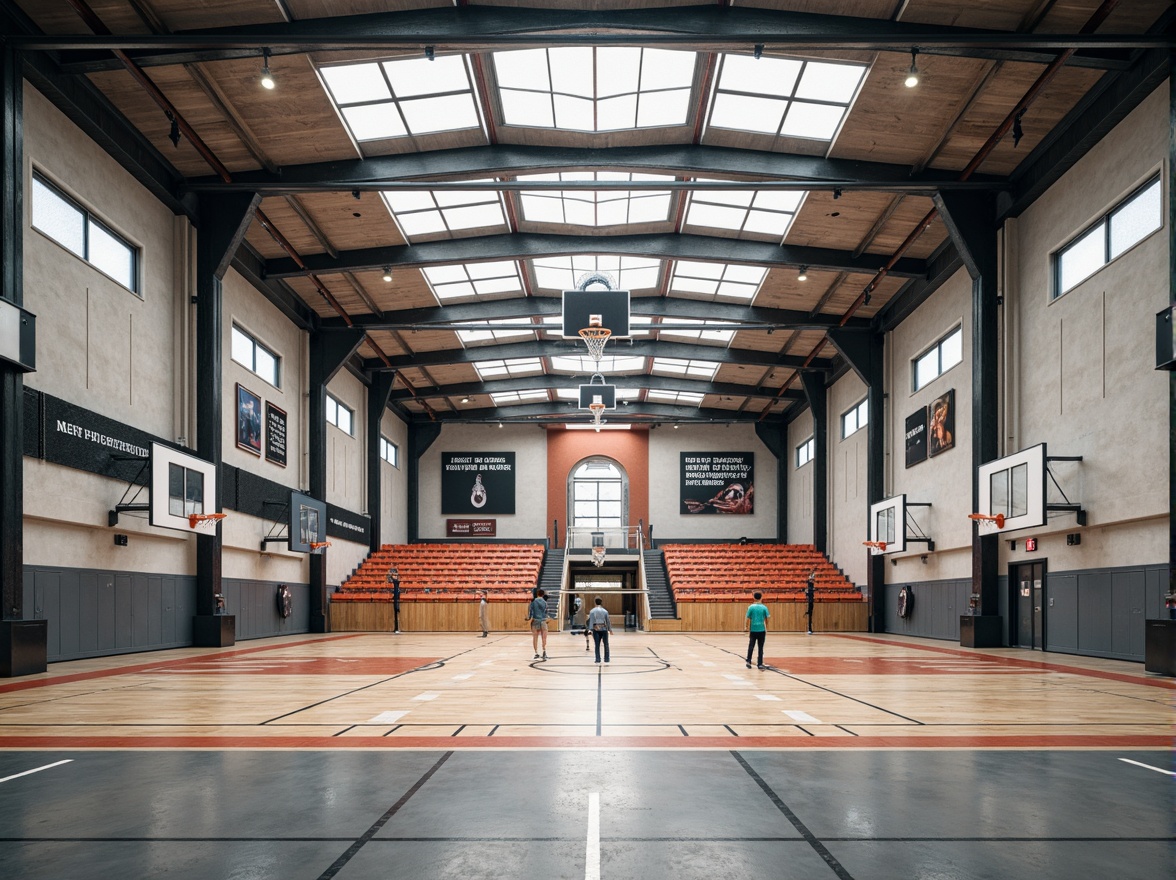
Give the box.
[34,571,61,658]
[223,579,311,640]
[1077,572,1112,654]
[162,579,177,645]
[882,579,969,641]
[132,576,150,646]
[78,571,99,655]
[1047,574,1078,651]
[58,573,81,659]
[97,576,115,651]
[114,575,133,649]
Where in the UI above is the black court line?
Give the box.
[331,726,356,737]
[315,751,452,880]
[724,724,739,737]
[732,750,856,880]
[2,835,1167,844]
[833,725,859,736]
[678,724,689,736]
[451,725,466,737]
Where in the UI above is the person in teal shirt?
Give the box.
[745,592,770,669]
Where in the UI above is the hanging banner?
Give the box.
[680,452,754,514]
[905,406,928,468]
[441,452,516,514]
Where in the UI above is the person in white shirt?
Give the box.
[585,596,612,664]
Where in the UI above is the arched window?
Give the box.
[569,458,627,529]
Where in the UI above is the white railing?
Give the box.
[565,525,645,554]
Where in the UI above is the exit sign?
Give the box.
[1025,538,1038,552]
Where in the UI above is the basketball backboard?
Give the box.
[578,383,617,409]
[289,491,327,553]
[868,495,907,554]
[977,443,1047,533]
[149,442,218,533]
[561,288,631,338]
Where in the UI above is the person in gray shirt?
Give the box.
[586,596,612,664]
[527,588,548,660]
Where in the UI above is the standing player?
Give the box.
[527,588,548,660]
[805,570,816,635]
[388,567,401,633]
[745,591,770,669]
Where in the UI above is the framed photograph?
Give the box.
[236,383,263,455]
[928,389,955,457]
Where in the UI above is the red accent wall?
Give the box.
[547,430,650,542]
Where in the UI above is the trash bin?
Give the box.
[625,612,636,631]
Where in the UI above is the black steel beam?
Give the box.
[799,372,827,554]
[39,7,1145,68]
[322,296,868,332]
[358,338,834,371]
[366,371,396,554]
[184,144,1005,193]
[265,232,927,280]
[388,373,805,403]
[404,400,786,424]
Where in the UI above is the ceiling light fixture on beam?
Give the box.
[797,266,808,282]
[382,266,393,282]
[904,48,920,88]
[260,47,275,90]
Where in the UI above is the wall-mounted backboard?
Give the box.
[289,491,327,553]
[578,383,617,409]
[561,288,631,338]
[868,495,907,554]
[977,443,1047,533]
[149,442,217,533]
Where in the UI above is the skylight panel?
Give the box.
[670,261,767,302]
[382,184,508,242]
[474,357,544,380]
[550,355,646,374]
[557,388,640,401]
[647,390,705,405]
[684,181,807,239]
[530,255,662,293]
[491,389,550,405]
[458,319,535,344]
[320,55,481,143]
[518,173,672,228]
[422,261,523,302]
[659,319,736,344]
[651,358,720,380]
[493,47,696,132]
[708,54,867,142]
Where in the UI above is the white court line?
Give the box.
[0,759,73,785]
[699,661,715,667]
[585,791,600,880]
[783,710,821,723]
[452,674,474,681]
[723,674,746,681]
[755,694,782,701]
[1118,758,1175,777]
[412,693,440,701]
[367,711,408,724]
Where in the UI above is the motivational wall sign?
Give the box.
[680,452,754,515]
[441,452,516,515]
[265,402,287,467]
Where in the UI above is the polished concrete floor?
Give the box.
[0,631,1171,878]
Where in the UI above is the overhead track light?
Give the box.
[260,48,275,90]
[904,48,919,88]
[753,44,763,60]
[797,266,808,282]
[425,46,435,61]
[382,266,393,282]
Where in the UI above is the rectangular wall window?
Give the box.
[325,393,353,435]
[380,436,399,467]
[31,173,140,294]
[1054,175,1162,298]
[912,325,962,391]
[231,325,281,388]
[796,436,814,468]
[841,398,868,439]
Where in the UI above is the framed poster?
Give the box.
[929,389,955,457]
[905,406,928,468]
[680,452,754,514]
[236,384,262,455]
[441,452,516,515]
[265,402,287,467]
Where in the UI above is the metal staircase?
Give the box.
[538,548,564,619]
[643,549,676,619]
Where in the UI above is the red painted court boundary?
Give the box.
[831,634,1176,690]
[0,634,365,695]
[0,734,1167,751]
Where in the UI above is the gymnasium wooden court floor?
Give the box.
[0,631,1171,879]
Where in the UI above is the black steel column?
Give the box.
[193,193,260,646]
[825,330,886,631]
[308,329,365,632]
[366,370,396,553]
[935,191,1002,644]
[407,423,442,544]
[0,45,43,676]
[798,371,828,553]
[1169,50,1176,611]
[754,422,787,542]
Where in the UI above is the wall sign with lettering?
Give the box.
[265,402,287,467]
[441,452,516,515]
[680,453,754,515]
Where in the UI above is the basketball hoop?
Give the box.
[188,512,227,532]
[588,397,606,432]
[578,314,612,364]
[862,540,888,556]
[309,541,332,555]
[591,545,606,567]
[968,512,1006,534]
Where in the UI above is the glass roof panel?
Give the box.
[641,48,699,91]
[752,190,804,212]
[444,203,507,230]
[493,49,551,90]
[381,185,508,241]
[724,264,769,283]
[719,55,800,97]
[550,355,646,374]
[651,358,720,380]
[501,89,555,127]
[553,95,595,130]
[550,47,595,97]
[780,101,846,140]
[671,262,767,302]
[468,260,518,279]
[637,89,692,128]
[320,63,390,104]
[794,61,866,103]
[647,390,705,405]
[473,276,522,295]
[382,190,436,213]
[709,94,786,134]
[395,210,447,237]
[597,94,638,131]
[685,202,750,231]
[670,276,718,295]
[321,56,480,142]
[431,281,475,301]
[674,260,724,279]
[474,357,544,380]
[518,174,672,228]
[716,281,759,300]
[423,262,523,303]
[597,47,642,98]
[492,389,550,405]
[742,209,795,237]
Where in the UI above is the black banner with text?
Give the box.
[680,452,754,515]
[441,452,516,515]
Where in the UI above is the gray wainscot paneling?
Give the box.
[24,566,310,662]
[883,579,971,641]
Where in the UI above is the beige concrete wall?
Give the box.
[379,409,409,546]
[324,369,366,512]
[1005,81,1168,570]
[418,424,548,539]
[649,423,777,541]
[884,268,974,585]
[828,371,868,585]
[787,410,814,545]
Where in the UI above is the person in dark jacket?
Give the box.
[805,570,816,635]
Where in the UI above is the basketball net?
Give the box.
[862,540,888,556]
[589,396,606,432]
[309,541,332,555]
[189,512,227,533]
[591,545,606,567]
[968,512,1006,534]
[578,314,611,364]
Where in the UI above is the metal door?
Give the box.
[1011,561,1045,649]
